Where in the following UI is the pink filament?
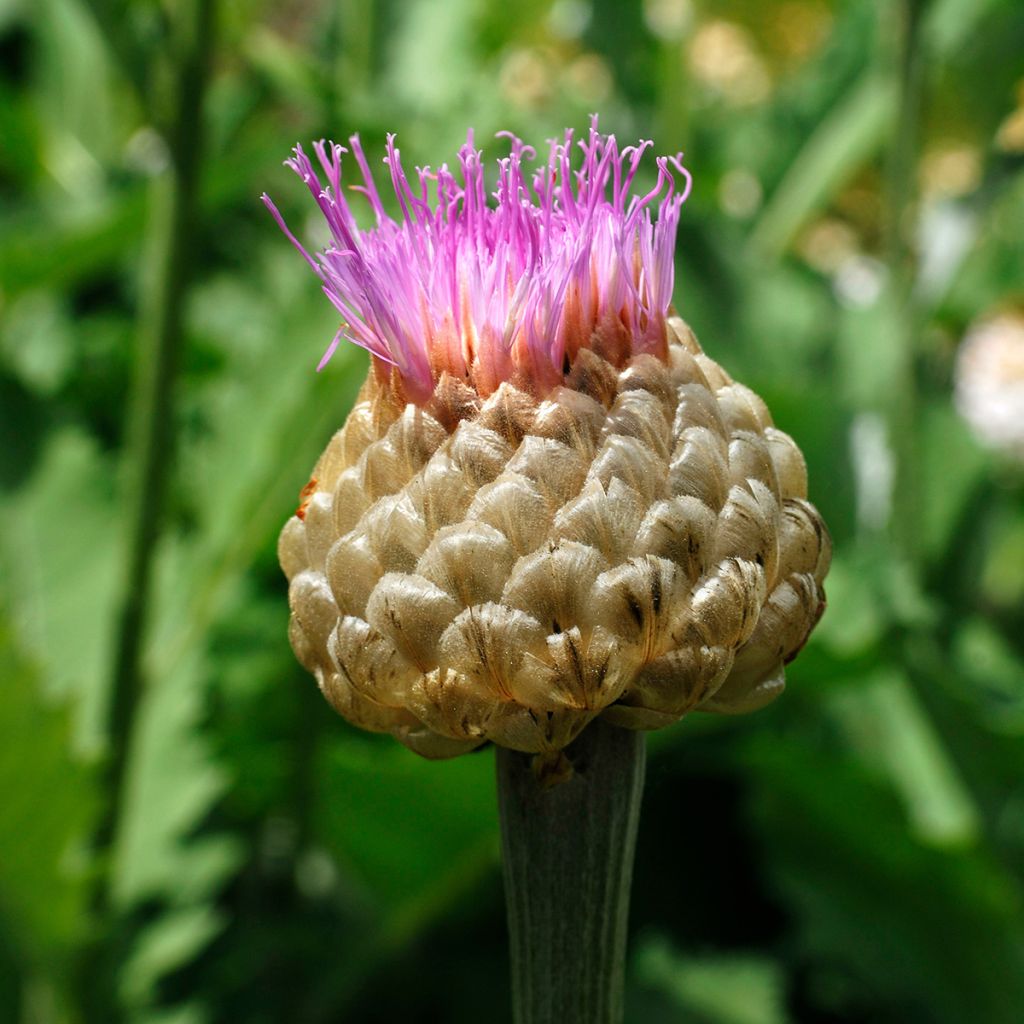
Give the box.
[262,117,692,402]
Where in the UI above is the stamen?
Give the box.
[266,120,692,401]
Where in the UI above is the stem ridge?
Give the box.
[497,721,646,1024]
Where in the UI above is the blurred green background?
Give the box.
[2,0,1024,1021]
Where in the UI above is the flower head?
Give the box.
[263,118,691,402]
[271,124,829,761]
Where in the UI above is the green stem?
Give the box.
[883,0,926,272]
[78,9,214,1020]
[83,0,153,111]
[882,0,927,566]
[94,0,215,919]
[496,721,647,1024]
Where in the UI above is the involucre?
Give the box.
[267,122,830,759]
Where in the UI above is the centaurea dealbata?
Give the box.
[266,122,829,762]
[267,121,830,1024]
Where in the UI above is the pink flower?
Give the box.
[263,118,691,403]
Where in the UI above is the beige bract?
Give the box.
[279,317,830,758]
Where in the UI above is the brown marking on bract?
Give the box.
[564,348,619,407]
[589,310,634,368]
[784,589,827,666]
[428,372,481,431]
[295,477,318,521]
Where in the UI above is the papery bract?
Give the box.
[269,122,830,761]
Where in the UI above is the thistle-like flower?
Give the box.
[265,121,830,759]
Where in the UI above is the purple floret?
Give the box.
[263,117,691,402]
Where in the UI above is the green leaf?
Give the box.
[953,617,1024,734]
[747,74,896,263]
[917,401,989,563]
[111,641,238,907]
[748,0,1007,265]
[828,670,981,845]
[306,736,501,1003]
[0,290,76,396]
[314,737,499,918]
[746,736,1024,1024]
[811,549,887,659]
[0,427,120,749]
[633,936,790,1024]
[120,906,225,1011]
[0,614,98,967]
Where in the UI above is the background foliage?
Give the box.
[2,0,1023,1021]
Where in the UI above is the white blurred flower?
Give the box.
[833,254,886,309]
[955,314,1024,460]
[850,412,895,533]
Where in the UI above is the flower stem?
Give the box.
[882,0,927,567]
[96,0,214,905]
[78,5,214,1019]
[496,721,646,1024]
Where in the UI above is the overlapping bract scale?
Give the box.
[279,318,830,758]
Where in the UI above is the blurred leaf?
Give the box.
[749,0,1009,265]
[746,736,1024,1024]
[980,504,1024,613]
[633,935,790,1024]
[829,670,981,844]
[0,290,75,395]
[0,192,147,301]
[0,75,42,190]
[32,0,121,174]
[0,613,98,965]
[915,201,980,307]
[0,427,119,748]
[953,617,1024,734]
[385,0,476,117]
[836,289,907,412]
[925,0,1004,56]
[307,736,500,1004]
[748,74,895,263]
[0,129,299,303]
[314,738,499,916]
[138,1004,209,1024]
[738,267,835,373]
[148,251,366,678]
[241,26,326,109]
[811,549,887,659]
[917,400,989,563]
[940,173,1024,321]
[816,544,937,663]
[106,252,360,1000]
[120,905,224,1010]
[112,641,238,906]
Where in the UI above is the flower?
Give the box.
[955,313,1024,461]
[268,123,830,759]
[262,119,690,403]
